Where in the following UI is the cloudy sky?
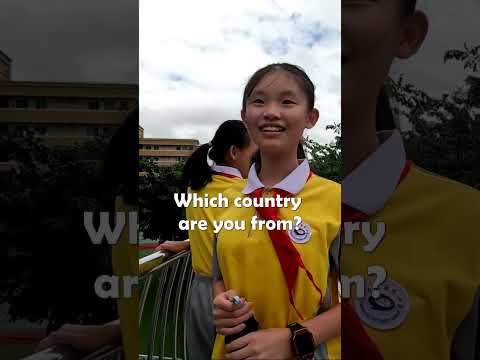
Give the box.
[1,0,478,142]
[0,0,138,83]
[139,0,340,144]
[391,0,480,96]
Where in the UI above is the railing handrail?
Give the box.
[22,250,192,360]
[139,249,193,360]
[139,250,190,277]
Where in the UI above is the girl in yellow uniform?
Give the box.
[342,1,480,359]
[182,120,257,360]
[212,63,341,360]
[35,109,139,360]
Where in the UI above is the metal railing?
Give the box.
[21,250,193,360]
[139,250,193,360]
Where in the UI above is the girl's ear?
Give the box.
[227,145,238,161]
[305,108,319,130]
[397,11,429,59]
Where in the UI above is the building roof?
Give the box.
[139,138,199,145]
[140,150,193,157]
[0,109,127,125]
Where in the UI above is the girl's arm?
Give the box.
[302,303,341,346]
[155,239,190,254]
[223,305,341,359]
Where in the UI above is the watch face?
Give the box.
[294,329,315,356]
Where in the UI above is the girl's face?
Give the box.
[342,0,427,117]
[241,70,318,156]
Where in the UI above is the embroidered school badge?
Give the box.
[288,222,312,244]
[354,278,410,330]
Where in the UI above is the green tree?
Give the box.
[0,128,117,332]
[390,43,480,188]
[304,123,341,183]
[139,158,188,242]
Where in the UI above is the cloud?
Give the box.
[0,0,138,83]
[140,0,340,144]
[391,1,480,96]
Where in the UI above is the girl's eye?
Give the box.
[282,99,296,105]
[251,98,264,104]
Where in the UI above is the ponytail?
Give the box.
[183,143,213,191]
[183,120,250,190]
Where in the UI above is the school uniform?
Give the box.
[341,130,480,360]
[112,196,138,360]
[186,165,245,360]
[212,160,341,360]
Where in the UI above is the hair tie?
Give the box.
[206,142,215,167]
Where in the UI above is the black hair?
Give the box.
[103,107,138,205]
[242,63,316,111]
[183,120,250,190]
[404,0,417,16]
[376,86,396,131]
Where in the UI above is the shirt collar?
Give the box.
[342,130,406,215]
[242,159,311,195]
[211,165,242,178]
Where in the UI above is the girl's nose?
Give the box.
[263,105,281,120]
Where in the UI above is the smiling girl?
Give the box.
[211,63,341,360]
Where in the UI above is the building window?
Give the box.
[145,145,151,150]
[86,127,100,136]
[15,98,28,108]
[88,100,100,110]
[103,127,115,136]
[119,101,129,111]
[103,100,115,111]
[153,145,159,150]
[0,96,9,108]
[36,98,48,109]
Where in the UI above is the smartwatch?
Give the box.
[287,322,315,360]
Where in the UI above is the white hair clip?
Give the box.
[206,142,215,167]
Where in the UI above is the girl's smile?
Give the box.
[242,70,316,155]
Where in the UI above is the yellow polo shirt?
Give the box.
[341,131,480,359]
[213,161,341,359]
[187,170,246,277]
[112,196,138,360]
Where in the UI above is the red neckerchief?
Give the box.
[248,171,321,320]
[213,171,240,179]
[341,160,413,360]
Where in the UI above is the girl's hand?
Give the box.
[35,323,121,353]
[155,240,190,254]
[213,289,254,336]
[224,328,293,360]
